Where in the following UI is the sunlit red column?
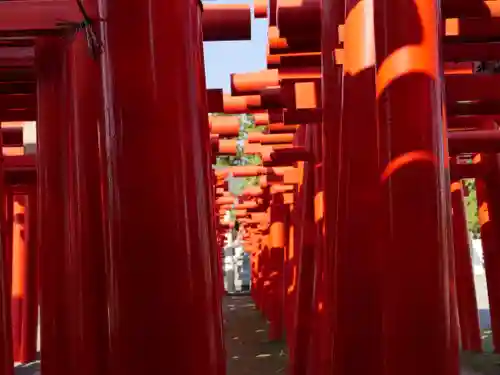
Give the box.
[252,245,263,309]
[22,188,38,364]
[11,195,26,363]
[98,0,224,374]
[373,0,458,373]
[450,181,481,352]
[267,193,286,341]
[260,225,272,320]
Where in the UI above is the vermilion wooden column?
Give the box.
[200,54,225,375]
[308,122,325,374]
[475,151,500,353]
[268,193,286,341]
[36,37,71,375]
[98,0,224,373]
[11,195,26,363]
[329,1,384,374]
[2,188,13,367]
[284,202,296,340]
[373,0,458,374]
[289,127,316,375]
[319,0,343,371]
[260,228,272,320]
[250,244,260,304]
[22,188,38,364]
[252,236,264,310]
[284,127,307,353]
[0,150,13,375]
[4,191,13,296]
[450,181,481,352]
[65,27,108,375]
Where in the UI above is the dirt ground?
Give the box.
[12,296,495,375]
[222,296,496,375]
[461,351,500,375]
[224,295,288,375]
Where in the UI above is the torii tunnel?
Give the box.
[0,0,499,374]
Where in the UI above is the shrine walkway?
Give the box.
[224,295,287,375]
[13,295,499,375]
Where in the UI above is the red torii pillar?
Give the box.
[373,0,458,373]
[318,0,343,371]
[329,1,384,374]
[36,37,70,375]
[475,149,500,353]
[97,0,224,374]
[4,191,13,297]
[0,177,12,374]
[24,188,38,364]
[64,20,109,375]
[289,126,316,375]
[10,187,38,364]
[308,122,325,374]
[450,181,481,352]
[11,194,27,364]
[267,192,287,341]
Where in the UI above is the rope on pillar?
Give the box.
[56,0,103,60]
[74,0,103,59]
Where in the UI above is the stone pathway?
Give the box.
[224,295,287,375]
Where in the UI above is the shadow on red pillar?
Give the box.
[64,29,109,375]
[289,126,316,375]
[318,0,344,371]
[97,0,225,373]
[329,1,385,373]
[307,122,325,375]
[36,36,71,375]
[284,127,307,354]
[0,170,14,375]
[373,0,459,374]
[200,49,226,375]
[4,191,13,298]
[451,181,481,352]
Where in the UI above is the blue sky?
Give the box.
[203,0,267,92]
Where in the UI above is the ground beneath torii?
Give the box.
[12,295,499,375]
[224,295,287,375]
[222,295,494,375]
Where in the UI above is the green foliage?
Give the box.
[214,114,264,171]
[213,113,265,206]
[463,179,480,239]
